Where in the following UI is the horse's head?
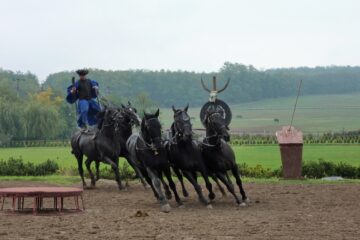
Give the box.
[204,107,230,142]
[121,101,141,127]
[172,104,192,142]
[141,109,162,150]
[97,107,123,132]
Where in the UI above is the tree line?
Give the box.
[1,63,360,141]
[44,62,360,107]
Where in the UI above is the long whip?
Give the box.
[289,79,303,131]
[71,77,77,116]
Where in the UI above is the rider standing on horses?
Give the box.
[66,69,101,131]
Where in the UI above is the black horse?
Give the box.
[93,102,148,188]
[71,107,126,189]
[167,105,215,207]
[126,109,182,212]
[201,108,249,206]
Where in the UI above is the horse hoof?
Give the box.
[206,204,213,209]
[238,202,247,207]
[161,204,171,213]
[208,193,216,200]
[178,204,185,209]
[245,198,251,203]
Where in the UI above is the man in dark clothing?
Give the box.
[66,69,101,131]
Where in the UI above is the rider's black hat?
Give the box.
[76,69,89,76]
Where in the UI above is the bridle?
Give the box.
[100,110,123,133]
[137,117,163,153]
[203,112,227,147]
[171,111,193,144]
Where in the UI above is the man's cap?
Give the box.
[76,69,89,76]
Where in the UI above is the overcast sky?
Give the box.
[0,0,359,81]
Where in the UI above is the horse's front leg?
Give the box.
[231,166,249,204]
[125,155,148,189]
[173,166,189,197]
[182,170,211,207]
[159,172,172,200]
[211,174,226,197]
[198,165,215,201]
[163,167,183,206]
[216,172,242,205]
[146,167,171,213]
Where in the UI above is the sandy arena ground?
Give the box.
[0,180,359,240]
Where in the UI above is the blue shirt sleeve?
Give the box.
[66,83,78,104]
[90,79,99,98]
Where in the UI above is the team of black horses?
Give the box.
[71,102,249,212]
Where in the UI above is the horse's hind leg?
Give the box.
[95,161,100,181]
[76,155,86,187]
[173,167,189,197]
[211,175,226,196]
[85,158,96,187]
[163,167,183,206]
[216,172,241,205]
[231,166,248,203]
[103,156,124,190]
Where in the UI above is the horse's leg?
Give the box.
[85,158,96,187]
[144,174,159,200]
[173,166,189,197]
[159,171,172,200]
[103,156,124,190]
[231,166,248,203]
[146,167,170,213]
[95,161,100,181]
[215,172,241,205]
[76,155,86,187]
[211,174,226,196]
[125,155,148,189]
[198,165,216,201]
[182,170,211,207]
[163,167,183,206]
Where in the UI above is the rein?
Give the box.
[202,113,224,148]
[136,117,162,155]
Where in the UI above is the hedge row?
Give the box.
[3,138,360,147]
[1,140,70,148]
[0,158,59,176]
[1,157,359,179]
[237,160,360,179]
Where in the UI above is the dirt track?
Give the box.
[0,180,359,240]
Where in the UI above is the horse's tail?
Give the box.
[70,131,83,158]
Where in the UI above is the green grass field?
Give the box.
[1,145,359,170]
[159,93,360,133]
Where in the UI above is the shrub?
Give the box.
[335,162,358,179]
[238,163,275,178]
[302,159,358,179]
[0,157,59,176]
